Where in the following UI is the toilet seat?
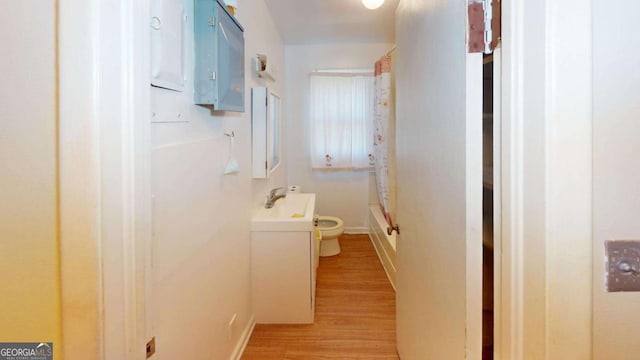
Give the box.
[317,219,338,227]
[316,216,344,239]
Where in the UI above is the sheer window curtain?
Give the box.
[309,75,374,170]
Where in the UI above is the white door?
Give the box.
[395,1,483,358]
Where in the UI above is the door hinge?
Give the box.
[146,337,156,358]
[208,17,216,27]
[210,71,216,80]
[468,0,501,54]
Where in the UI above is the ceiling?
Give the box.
[264,0,399,45]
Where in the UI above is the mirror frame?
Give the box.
[251,87,282,179]
[267,91,281,174]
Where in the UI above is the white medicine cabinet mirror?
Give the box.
[252,87,281,178]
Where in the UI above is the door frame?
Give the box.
[58,0,152,358]
[491,44,503,359]
[497,0,593,358]
[58,0,102,357]
[59,0,593,357]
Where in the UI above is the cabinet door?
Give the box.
[216,2,244,111]
[252,232,313,324]
[193,0,244,111]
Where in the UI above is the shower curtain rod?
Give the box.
[310,69,374,77]
[312,68,372,73]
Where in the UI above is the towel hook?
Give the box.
[224,131,235,138]
[387,224,400,236]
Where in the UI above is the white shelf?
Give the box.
[257,70,275,81]
[254,54,276,82]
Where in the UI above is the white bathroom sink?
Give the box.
[251,193,316,232]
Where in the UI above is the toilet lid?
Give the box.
[318,219,338,227]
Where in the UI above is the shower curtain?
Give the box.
[373,55,396,227]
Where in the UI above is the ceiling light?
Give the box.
[361,0,384,10]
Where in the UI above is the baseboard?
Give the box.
[344,226,369,234]
[230,315,255,360]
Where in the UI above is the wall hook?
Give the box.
[387,225,400,236]
[224,131,235,138]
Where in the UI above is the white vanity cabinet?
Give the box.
[251,230,316,324]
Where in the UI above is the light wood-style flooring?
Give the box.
[242,234,399,359]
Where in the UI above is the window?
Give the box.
[309,74,374,170]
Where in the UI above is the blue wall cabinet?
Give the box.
[194,0,245,111]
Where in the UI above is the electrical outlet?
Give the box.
[228,313,237,340]
[605,240,640,292]
[146,337,156,358]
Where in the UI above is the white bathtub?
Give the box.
[368,205,396,291]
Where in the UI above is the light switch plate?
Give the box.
[605,240,640,292]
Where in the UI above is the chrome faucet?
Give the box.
[265,187,287,208]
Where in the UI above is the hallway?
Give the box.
[242,234,398,359]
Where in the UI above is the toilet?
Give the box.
[316,215,344,256]
[287,185,344,257]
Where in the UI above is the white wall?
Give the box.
[285,43,391,232]
[150,0,285,357]
[593,1,640,357]
[0,2,61,358]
